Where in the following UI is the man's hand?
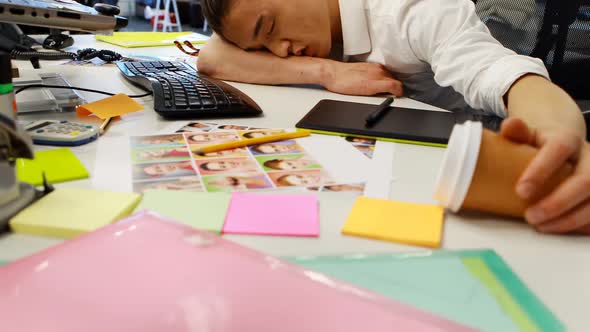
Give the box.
[500,118,590,234]
[320,61,403,96]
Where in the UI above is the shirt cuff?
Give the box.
[479,55,549,118]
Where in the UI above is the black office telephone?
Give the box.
[0,23,36,52]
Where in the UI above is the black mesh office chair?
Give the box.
[473,0,590,99]
[473,0,590,139]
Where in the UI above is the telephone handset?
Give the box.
[0,23,36,52]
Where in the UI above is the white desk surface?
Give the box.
[3,35,589,331]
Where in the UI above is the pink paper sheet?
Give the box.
[0,212,474,332]
[223,192,320,237]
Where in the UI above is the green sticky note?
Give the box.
[10,188,142,239]
[16,148,89,186]
[134,190,231,234]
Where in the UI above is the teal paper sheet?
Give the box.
[288,250,564,332]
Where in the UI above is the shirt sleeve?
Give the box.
[403,0,549,117]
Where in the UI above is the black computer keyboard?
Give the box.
[117,61,262,119]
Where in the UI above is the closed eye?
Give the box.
[268,18,275,36]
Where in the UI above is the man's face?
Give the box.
[139,150,165,159]
[257,143,293,154]
[277,159,310,170]
[283,173,320,186]
[247,131,271,138]
[189,134,209,142]
[144,163,178,176]
[211,176,242,187]
[222,0,333,58]
[203,149,240,157]
[205,160,242,171]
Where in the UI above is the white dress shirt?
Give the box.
[338,0,549,117]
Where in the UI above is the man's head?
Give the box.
[264,158,311,170]
[196,148,245,157]
[276,173,320,186]
[200,160,242,171]
[251,142,297,154]
[143,163,180,177]
[201,0,338,58]
[243,130,274,139]
[209,176,242,188]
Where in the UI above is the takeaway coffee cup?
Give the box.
[434,121,572,218]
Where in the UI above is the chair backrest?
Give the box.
[473,0,590,99]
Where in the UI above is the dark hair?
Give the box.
[263,159,282,170]
[200,162,213,171]
[201,0,232,36]
[243,131,266,139]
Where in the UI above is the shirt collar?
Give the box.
[338,0,372,56]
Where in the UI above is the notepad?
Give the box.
[223,192,319,237]
[134,190,231,234]
[16,148,89,186]
[77,94,144,119]
[96,32,209,48]
[10,188,141,239]
[342,197,444,248]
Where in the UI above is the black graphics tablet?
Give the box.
[296,99,503,147]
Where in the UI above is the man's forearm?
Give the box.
[506,74,585,139]
[197,34,329,86]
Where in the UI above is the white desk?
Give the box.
[2,35,589,331]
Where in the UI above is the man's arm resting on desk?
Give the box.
[197,34,403,96]
[503,74,590,234]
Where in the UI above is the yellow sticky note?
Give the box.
[17,148,89,186]
[342,197,444,248]
[96,32,208,48]
[77,94,143,119]
[10,188,142,239]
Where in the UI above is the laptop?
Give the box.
[0,0,127,32]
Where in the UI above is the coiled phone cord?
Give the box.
[10,48,123,62]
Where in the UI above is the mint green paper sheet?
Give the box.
[288,250,564,332]
[134,190,231,234]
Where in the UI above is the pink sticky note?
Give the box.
[223,192,319,237]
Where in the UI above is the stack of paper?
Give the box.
[223,192,320,237]
[10,188,141,239]
[96,32,209,48]
[342,197,444,248]
[134,190,231,234]
[16,148,89,186]
[77,94,144,119]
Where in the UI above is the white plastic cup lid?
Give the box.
[433,121,483,212]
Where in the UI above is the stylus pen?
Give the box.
[194,130,311,155]
[99,117,113,135]
[365,96,394,127]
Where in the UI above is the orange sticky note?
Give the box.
[76,94,143,119]
[342,197,444,248]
